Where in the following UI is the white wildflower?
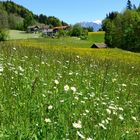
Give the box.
[45,118,51,123]
[73,120,82,129]
[64,85,69,92]
[18,66,24,72]
[71,87,76,92]
[69,72,73,75]
[132,116,137,121]
[54,80,59,85]
[118,107,123,111]
[48,105,53,110]
[0,64,3,72]
[74,96,79,100]
[112,78,117,83]
[119,114,124,121]
[122,84,127,87]
[106,109,111,114]
[42,94,45,97]
[60,100,64,103]
[98,123,107,130]
[85,110,89,113]
[77,131,85,139]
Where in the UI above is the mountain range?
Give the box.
[79,21,102,31]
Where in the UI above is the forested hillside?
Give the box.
[102,0,140,52]
[0,1,68,30]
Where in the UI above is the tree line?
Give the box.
[0,1,68,30]
[102,0,140,52]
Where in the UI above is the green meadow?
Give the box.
[0,32,140,140]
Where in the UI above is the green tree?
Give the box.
[23,14,35,29]
[127,0,132,10]
[70,24,83,37]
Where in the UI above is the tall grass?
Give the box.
[0,42,140,139]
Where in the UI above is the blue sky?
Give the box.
[9,0,140,24]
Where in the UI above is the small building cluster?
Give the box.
[27,24,69,37]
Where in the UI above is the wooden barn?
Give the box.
[91,43,107,48]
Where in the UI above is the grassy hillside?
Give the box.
[9,30,41,40]
[88,31,105,43]
[0,40,140,139]
[8,30,105,49]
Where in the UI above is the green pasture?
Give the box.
[0,40,140,139]
[8,30,41,40]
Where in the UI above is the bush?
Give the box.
[0,30,8,41]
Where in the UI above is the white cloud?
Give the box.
[93,20,102,24]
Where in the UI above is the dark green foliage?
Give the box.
[0,29,8,41]
[127,0,132,10]
[68,24,88,40]
[103,2,140,52]
[83,26,94,32]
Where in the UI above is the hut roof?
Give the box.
[91,43,107,48]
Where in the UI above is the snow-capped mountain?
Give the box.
[79,20,102,31]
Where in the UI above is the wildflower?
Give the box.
[64,85,69,92]
[41,61,45,64]
[54,80,59,85]
[73,120,82,129]
[119,114,124,121]
[0,64,3,72]
[69,72,73,75]
[74,96,79,100]
[98,123,107,130]
[132,116,137,121]
[85,110,89,113]
[42,94,45,97]
[122,84,127,87]
[112,78,117,83]
[48,105,53,110]
[45,118,51,123]
[18,66,24,72]
[60,100,64,103]
[106,109,111,114]
[71,87,76,92]
[77,131,85,139]
[118,107,123,111]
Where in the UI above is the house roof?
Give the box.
[91,43,107,48]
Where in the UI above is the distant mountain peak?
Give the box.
[79,20,102,31]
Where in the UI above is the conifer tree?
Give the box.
[127,0,132,10]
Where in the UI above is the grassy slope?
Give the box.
[0,43,140,139]
[0,31,140,139]
[8,30,104,48]
[8,30,41,40]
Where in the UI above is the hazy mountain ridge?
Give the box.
[79,21,102,31]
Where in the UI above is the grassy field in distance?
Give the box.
[8,30,105,49]
[8,30,41,40]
